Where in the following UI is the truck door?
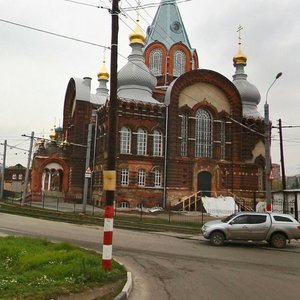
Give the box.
[248,214,268,240]
[228,215,252,240]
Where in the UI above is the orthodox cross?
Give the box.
[237,25,244,46]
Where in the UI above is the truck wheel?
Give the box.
[210,231,225,246]
[271,233,287,248]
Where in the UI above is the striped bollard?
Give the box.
[102,205,114,271]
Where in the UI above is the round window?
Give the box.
[170,21,182,33]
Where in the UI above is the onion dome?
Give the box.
[97,63,109,81]
[233,48,247,66]
[118,19,158,104]
[232,46,261,118]
[129,19,146,44]
[55,126,63,134]
[49,129,57,140]
[92,60,109,105]
[36,138,45,149]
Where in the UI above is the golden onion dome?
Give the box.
[97,63,109,81]
[37,138,44,145]
[129,19,145,44]
[49,129,57,140]
[233,47,247,65]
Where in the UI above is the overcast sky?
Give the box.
[1,0,300,176]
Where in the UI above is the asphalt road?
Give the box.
[1,213,300,300]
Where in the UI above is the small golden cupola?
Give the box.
[97,62,109,81]
[233,25,247,66]
[233,47,247,66]
[129,18,145,44]
[49,129,57,141]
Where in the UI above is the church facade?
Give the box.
[31,0,266,208]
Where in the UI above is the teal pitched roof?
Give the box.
[144,0,192,50]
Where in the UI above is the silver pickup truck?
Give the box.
[201,212,300,248]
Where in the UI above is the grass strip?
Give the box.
[0,236,126,300]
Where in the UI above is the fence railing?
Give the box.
[1,189,299,224]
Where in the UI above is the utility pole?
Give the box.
[278,119,287,190]
[264,101,272,211]
[82,121,94,213]
[0,140,7,199]
[21,131,34,205]
[102,0,119,272]
[264,72,282,212]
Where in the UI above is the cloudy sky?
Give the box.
[1,0,300,176]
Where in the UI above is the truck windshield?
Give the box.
[222,213,237,223]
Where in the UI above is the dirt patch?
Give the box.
[58,278,126,300]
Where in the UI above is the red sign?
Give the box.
[85,167,92,178]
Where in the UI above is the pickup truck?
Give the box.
[201,212,300,248]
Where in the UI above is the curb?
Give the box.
[114,272,132,300]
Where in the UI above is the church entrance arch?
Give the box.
[197,171,212,197]
[42,162,63,192]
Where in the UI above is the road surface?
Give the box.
[1,213,300,300]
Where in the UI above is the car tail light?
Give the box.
[297,226,300,230]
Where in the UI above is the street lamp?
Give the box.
[265,72,283,212]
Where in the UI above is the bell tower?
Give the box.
[144,0,199,101]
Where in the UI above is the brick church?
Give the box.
[31,0,266,208]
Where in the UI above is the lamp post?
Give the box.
[265,72,282,212]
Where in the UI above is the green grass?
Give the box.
[0,236,126,299]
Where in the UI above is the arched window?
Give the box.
[150,49,162,76]
[42,163,63,192]
[154,169,162,187]
[195,109,213,158]
[181,114,188,156]
[138,169,146,186]
[220,120,226,160]
[120,127,131,154]
[153,130,163,156]
[120,169,129,186]
[173,50,186,77]
[137,128,147,155]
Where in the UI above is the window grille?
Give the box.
[195,109,213,157]
[137,128,147,155]
[150,49,162,76]
[173,50,186,77]
[120,169,129,186]
[153,130,163,156]
[221,121,226,159]
[181,114,188,156]
[138,169,146,186]
[154,169,162,187]
[120,127,131,154]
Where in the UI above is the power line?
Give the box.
[64,0,110,10]
[1,4,284,141]
[121,0,192,11]
[0,18,110,50]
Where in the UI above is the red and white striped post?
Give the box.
[102,205,114,271]
[102,0,119,272]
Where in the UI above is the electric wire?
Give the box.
[1,3,299,145]
[0,18,110,50]
[1,2,299,173]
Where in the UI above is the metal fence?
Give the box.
[2,190,299,224]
